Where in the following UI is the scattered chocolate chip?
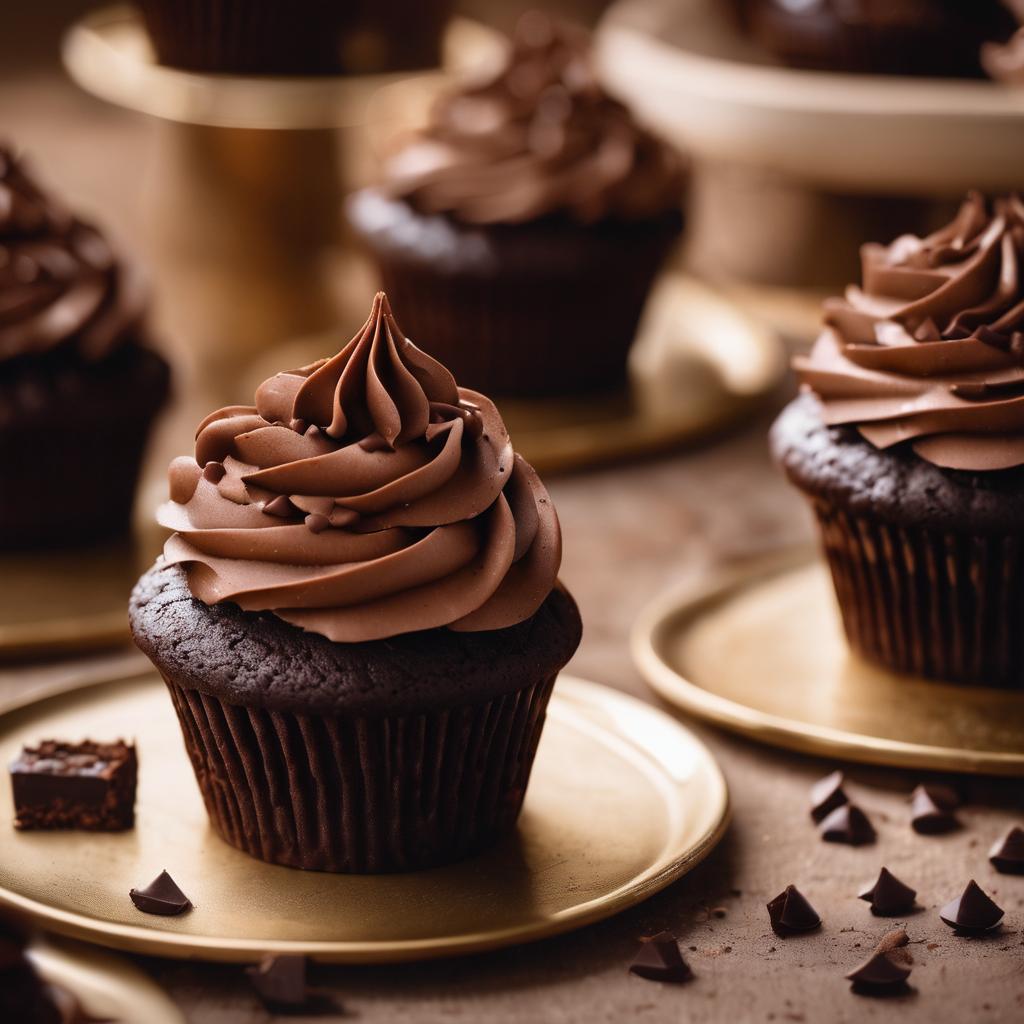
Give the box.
[305,513,330,534]
[129,870,192,916]
[858,868,917,916]
[289,418,307,434]
[628,932,694,984]
[911,786,960,835]
[819,803,876,846]
[990,827,1024,875]
[246,954,334,1012]
[847,930,913,997]
[262,495,295,518]
[917,783,960,810]
[305,424,321,439]
[202,461,226,483]
[809,770,848,823]
[939,880,1004,934]
[767,885,821,936]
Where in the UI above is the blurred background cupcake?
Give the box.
[347,11,686,398]
[0,145,170,549]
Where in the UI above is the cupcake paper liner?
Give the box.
[164,673,557,872]
[813,499,1024,688]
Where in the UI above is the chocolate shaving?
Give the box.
[989,826,1024,875]
[939,880,1004,934]
[767,885,821,937]
[911,786,960,835]
[129,870,192,916]
[858,868,917,916]
[819,803,876,846]
[809,770,848,823]
[628,932,694,983]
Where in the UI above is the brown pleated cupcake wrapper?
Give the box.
[164,675,556,872]
[372,230,678,399]
[813,500,1024,688]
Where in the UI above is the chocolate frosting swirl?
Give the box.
[0,147,146,363]
[382,12,684,226]
[796,193,1024,471]
[159,293,562,642]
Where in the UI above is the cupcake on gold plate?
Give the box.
[130,292,582,873]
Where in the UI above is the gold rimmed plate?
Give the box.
[633,551,1024,775]
[0,673,728,963]
[29,936,185,1024]
[244,274,787,477]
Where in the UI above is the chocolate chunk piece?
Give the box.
[989,827,1024,875]
[129,871,192,916]
[246,954,335,1012]
[9,740,137,832]
[809,770,848,823]
[847,929,913,996]
[911,786,960,835]
[858,868,917,916]
[939,880,1004,934]
[629,932,694,983]
[767,885,821,936]
[819,803,876,846]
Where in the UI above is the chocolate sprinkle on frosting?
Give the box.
[767,885,821,937]
[911,786,960,835]
[128,870,192,916]
[989,826,1024,875]
[809,769,848,824]
[858,868,917,917]
[819,803,876,846]
[628,932,694,984]
[846,929,913,996]
[939,880,1004,934]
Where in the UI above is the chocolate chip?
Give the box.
[262,495,295,518]
[819,804,876,846]
[289,418,307,434]
[202,461,226,483]
[129,870,192,916]
[858,868,917,916]
[628,932,694,983]
[847,930,912,996]
[246,954,311,1009]
[911,786,960,835]
[305,513,330,534]
[767,885,821,937]
[939,880,1004,934]
[989,826,1024,875]
[809,770,848,823]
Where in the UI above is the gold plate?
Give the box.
[30,936,185,1024]
[0,524,162,660]
[0,673,728,963]
[633,552,1024,775]
[62,5,503,130]
[243,274,786,477]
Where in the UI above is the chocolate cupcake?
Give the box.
[130,292,582,872]
[772,193,1024,687]
[347,13,685,398]
[0,147,170,550]
[747,0,1016,78]
[136,0,453,75]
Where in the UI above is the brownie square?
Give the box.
[10,740,137,831]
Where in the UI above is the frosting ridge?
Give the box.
[796,193,1024,471]
[0,147,146,363]
[159,292,562,641]
[381,12,684,226]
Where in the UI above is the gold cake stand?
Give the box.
[0,673,728,963]
[243,273,787,477]
[632,551,1024,775]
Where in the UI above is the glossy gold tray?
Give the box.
[30,936,184,1023]
[244,274,786,477]
[633,552,1024,775]
[0,673,728,963]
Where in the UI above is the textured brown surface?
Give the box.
[3,65,1024,1024]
